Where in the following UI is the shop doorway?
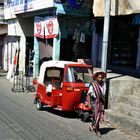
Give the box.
[60,34,92,62]
[111,16,139,68]
[25,37,34,76]
[0,44,3,68]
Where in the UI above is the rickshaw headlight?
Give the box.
[66,87,74,92]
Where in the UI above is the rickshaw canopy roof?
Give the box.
[38,60,92,83]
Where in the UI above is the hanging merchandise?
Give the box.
[80,32,85,43]
[44,17,59,39]
[34,16,44,38]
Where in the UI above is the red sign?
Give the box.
[47,20,53,34]
[36,22,42,34]
[45,17,59,39]
[34,17,44,38]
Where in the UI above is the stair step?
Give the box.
[113,103,140,118]
[133,86,140,97]
[119,95,140,108]
[105,109,140,135]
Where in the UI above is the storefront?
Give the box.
[0,21,7,69]
[33,0,93,78]
[110,15,139,68]
[92,15,139,70]
[4,0,54,76]
[4,0,94,78]
[92,0,140,73]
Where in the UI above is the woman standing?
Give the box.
[87,71,106,137]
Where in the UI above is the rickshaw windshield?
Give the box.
[65,67,93,83]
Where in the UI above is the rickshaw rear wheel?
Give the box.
[36,99,43,110]
[81,112,90,122]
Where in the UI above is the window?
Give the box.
[65,67,93,83]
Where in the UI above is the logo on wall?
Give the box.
[45,17,59,39]
[54,0,84,7]
[34,17,44,38]
[47,20,53,34]
[68,0,84,7]
[54,0,66,4]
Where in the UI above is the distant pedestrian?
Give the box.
[87,71,106,137]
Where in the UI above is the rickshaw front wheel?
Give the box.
[81,112,90,122]
[36,99,43,110]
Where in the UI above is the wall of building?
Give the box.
[6,18,33,72]
[3,36,19,71]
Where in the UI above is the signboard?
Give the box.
[34,17,44,38]
[44,17,59,39]
[4,0,54,19]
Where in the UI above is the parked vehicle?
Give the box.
[34,60,93,121]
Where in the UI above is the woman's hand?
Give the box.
[88,103,92,109]
[87,95,92,109]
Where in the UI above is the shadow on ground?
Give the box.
[100,127,116,135]
[42,106,78,119]
[40,106,90,123]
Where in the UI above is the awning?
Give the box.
[132,14,140,25]
[93,0,140,17]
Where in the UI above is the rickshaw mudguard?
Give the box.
[35,83,52,105]
[61,85,88,112]
[76,103,90,111]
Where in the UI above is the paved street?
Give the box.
[0,73,139,140]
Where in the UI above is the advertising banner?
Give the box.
[44,17,59,39]
[34,17,44,38]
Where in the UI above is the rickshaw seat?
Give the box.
[53,80,61,88]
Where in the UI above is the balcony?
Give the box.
[0,7,5,24]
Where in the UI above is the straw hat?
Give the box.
[93,70,107,80]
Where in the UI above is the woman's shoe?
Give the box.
[96,130,102,137]
[89,125,93,132]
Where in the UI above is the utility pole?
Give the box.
[101,0,111,72]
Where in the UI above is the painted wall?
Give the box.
[7,17,33,72]
[3,36,19,71]
[18,17,34,37]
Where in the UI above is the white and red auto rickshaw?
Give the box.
[34,60,93,121]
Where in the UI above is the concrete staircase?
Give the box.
[105,75,140,135]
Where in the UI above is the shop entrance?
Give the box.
[111,16,139,68]
[25,37,34,76]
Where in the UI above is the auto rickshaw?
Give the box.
[34,60,93,121]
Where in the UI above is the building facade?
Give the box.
[92,0,140,74]
[0,0,8,70]
[4,0,94,78]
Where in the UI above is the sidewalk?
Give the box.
[0,69,35,93]
[0,69,7,76]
